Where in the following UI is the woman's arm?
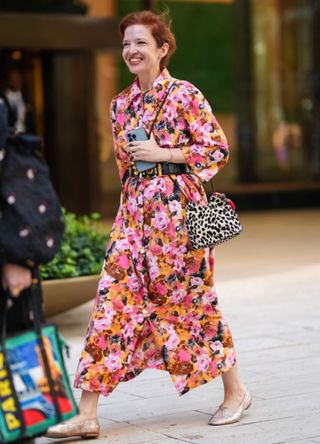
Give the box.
[126,86,228,180]
[164,147,186,163]
[178,86,229,182]
[126,133,187,163]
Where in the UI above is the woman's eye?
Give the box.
[123,42,129,47]
[137,41,146,45]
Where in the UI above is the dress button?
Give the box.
[140,248,145,254]
[142,309,147,315]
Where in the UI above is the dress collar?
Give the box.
[126,68,174,105]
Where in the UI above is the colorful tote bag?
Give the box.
[0,287,78,442]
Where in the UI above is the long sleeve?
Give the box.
[179,85,229,183]
[110,96,132,184]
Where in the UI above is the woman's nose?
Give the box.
[126,44,138,54]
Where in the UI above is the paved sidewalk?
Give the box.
[38,209,320,444]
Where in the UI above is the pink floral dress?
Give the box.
[74,69,236,396]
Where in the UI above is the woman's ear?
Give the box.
[160,42,169,59]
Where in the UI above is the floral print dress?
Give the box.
[74,69,236,396]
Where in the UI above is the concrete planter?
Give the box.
[42,274,100,317]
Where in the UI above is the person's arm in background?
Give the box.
[0,99,32,297]
[0,97,8,148]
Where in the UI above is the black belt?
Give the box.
[122,162,191,184]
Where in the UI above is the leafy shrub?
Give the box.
[41,210,110,280]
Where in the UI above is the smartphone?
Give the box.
[126,127,157,172]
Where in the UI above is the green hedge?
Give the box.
[40,210,110,280]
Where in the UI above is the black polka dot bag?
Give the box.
[0,132,64,267]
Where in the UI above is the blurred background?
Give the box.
[0,0,319,217]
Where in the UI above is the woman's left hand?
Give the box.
[1,264,32,297]
[126,133,168,163]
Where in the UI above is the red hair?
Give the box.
[119,10,176,71]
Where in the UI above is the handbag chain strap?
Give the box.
[210,179,215,194]
[168,174,215,204]
[146,80,178,138]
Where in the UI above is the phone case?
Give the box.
[127,127,148,142]
[126,128,157,172]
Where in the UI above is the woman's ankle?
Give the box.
[74,411,98,421]
[79,406,98,418]
[223,383,247,399]
[78,390,99,419]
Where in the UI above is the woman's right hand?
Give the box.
[1,264,32,297]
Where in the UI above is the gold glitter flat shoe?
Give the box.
[45,417,100,439]
[208,390,252,426]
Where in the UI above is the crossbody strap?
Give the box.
[169,174,215,202]
[121,81,178,186]
[150,80,215,196]
[147,80,178,138]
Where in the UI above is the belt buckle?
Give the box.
[157,163,163,176]
[133,165,159,179]
[146,166,157,178]
[138,167,155,179]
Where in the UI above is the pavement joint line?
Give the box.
[194,409,211,417]
[115,390,148,399]
[161,433,197,444]
[237,415,297,427]
[105,421,187,443]
[109,419,199,443]
[97,415,123,424]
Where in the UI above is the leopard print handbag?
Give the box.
[185,191,243,250]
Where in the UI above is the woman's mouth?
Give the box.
[129,57,143,66]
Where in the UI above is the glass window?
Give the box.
[251,0,318,183]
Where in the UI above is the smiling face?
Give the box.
[122,24,168,79]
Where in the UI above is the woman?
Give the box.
[47,10,251,439]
